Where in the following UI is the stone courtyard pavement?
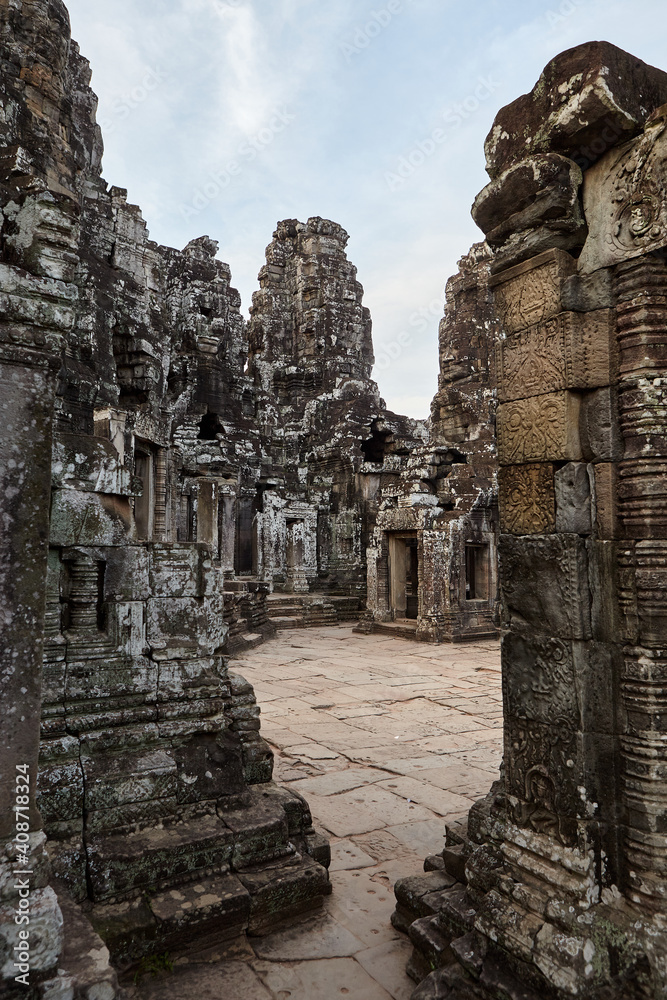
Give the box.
[134,626,502,1000]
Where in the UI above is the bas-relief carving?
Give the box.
[498,463,556,535]
[505,716,579,846]
[502,632,578,725]
[580,109,667,273]
[496,310,615,403]
[489,248,576,334]
[497,392,582,466]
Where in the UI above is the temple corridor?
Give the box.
[132,628,502,999]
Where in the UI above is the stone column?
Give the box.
[0,269,74,991]
[615,256,667,910]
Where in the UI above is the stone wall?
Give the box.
[396,41,667,1000]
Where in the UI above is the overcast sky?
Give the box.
[65,0,666,418]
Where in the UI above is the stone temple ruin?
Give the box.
[1,1,667,997]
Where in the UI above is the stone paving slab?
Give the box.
[252,956,396,999]
[132,626,502,1000]
[330,838,378,871]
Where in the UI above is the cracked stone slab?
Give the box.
[136,960,273,1000]
[330,839,377,871]
[251,913,363,961]
[253,957,395,1000]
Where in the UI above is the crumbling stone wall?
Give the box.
[395,41,667,1000]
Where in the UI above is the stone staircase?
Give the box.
[361,619,419,641]
[224,580,277,654]
[267,593,361,630]
[86,785,331,969]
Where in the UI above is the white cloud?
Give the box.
[65,0,667,419]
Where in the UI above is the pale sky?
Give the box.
[65,0,666,418]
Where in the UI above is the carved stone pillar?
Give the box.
[615,257,667,910]
[67,554,100,632]
[153,447,169,542]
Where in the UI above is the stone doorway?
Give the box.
[388,533,420,621]
[286,518,309,593]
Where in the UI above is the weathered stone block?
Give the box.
[64,650,155,702]
[555,463,593,535]
[484,41,667,179]
[587,539,620,643]
[157,656,226,701]
[238,856,329,934]
[37,741,84,833]
[496,310,615,402]
[497,392,581,466]
[148,873,250,944]
[174,729,245,804]
[86,815,235,901]
[489,248,576,334]
[594,463,618,539]
[149,543,203,598]
[498,464,556,535]
[146,598,205,654]
[502,631,616,732]
[562,268,614,312]
[52,433,133,495]
[580,387,623,462]
[81,748,178,818]
[473,154,586,271]
[102,546,149,602]
[50,489,133,546]
[504,715,582,841]
[499,533,591,639]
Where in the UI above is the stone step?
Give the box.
[86,793,300,904]
[239,853,331,935]
[368,621,420,641]
[407,915,454,983]
[86,786,331,966]
[55,888,122,999]
[392,870,457,932]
